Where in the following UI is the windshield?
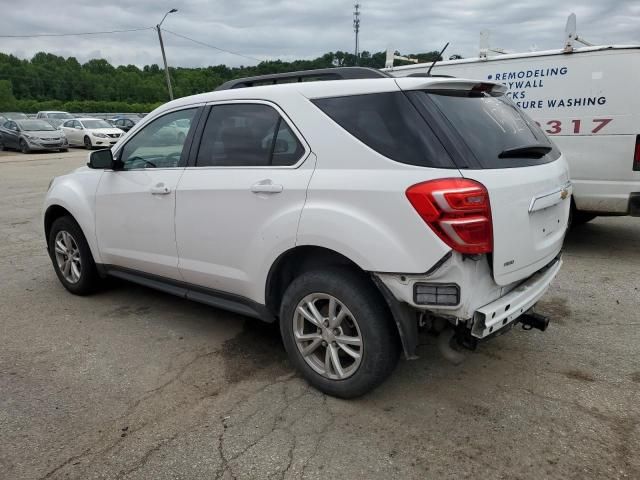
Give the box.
[49,112,74,119]
[18,120,57,131]
[82,120,113,129]
[415,90,559,169]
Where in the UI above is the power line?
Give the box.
[161,29,262,63]
[0,27,154,38]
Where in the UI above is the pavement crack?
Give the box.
[114,432,180,479]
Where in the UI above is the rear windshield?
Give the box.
[312,92,455,168]
[421,91,559,168]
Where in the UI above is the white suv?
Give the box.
[43,68,571,397]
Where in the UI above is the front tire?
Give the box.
[84,136,93,150]
[280,268,400,398]
[48,216,100,295]
[19,139,30,154]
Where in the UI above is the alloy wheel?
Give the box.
[293,293,363,380]
[53,230,82,284]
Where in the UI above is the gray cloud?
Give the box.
[1,0,638,67]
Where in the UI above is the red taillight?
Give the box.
[634,135,640,171]
[406,178,493,254]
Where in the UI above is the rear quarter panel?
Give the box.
[287,94,455,273]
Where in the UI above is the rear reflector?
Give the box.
[634,135,640,171]
[406,178,493,254]
[414,283,460,306]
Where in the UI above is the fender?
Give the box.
[43,169,103,263]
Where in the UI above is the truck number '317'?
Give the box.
[535,118,612,135]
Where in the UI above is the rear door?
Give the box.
[405,83,570,286]
[175,101,314,301]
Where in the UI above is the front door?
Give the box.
[95,107,200,280]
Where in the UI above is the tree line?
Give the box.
[0,50,443,113]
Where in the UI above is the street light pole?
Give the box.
[157,8,177,100]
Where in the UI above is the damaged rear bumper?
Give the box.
[470,257,562,338]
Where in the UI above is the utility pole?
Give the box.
[353,3,360,65]
[157,8,177,100]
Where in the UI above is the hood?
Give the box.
[89,128,124,135]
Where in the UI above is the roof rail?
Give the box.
[215,67,389,91]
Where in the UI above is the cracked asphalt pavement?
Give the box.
[1,150,639,479]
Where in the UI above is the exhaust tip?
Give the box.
[520,311,550,332]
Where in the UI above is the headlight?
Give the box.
[24,134,35,140]
[93,132,107,138]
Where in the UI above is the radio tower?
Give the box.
[353,3,361,64]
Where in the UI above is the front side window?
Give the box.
[196,103,305,167]
[119,108,196,170]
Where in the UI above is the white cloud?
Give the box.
[0,0,638,67]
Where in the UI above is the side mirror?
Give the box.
[88,149,115,169]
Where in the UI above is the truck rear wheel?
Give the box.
[279,267,400,398]
[570,203,596,226]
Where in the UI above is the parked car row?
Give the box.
[0,111,167,154]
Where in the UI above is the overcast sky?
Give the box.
[1,0,639,68]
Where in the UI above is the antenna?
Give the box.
[353,3,361,64]
[564,13,593,52]
[426,42,449,76]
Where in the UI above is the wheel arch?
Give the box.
[43,199,102,265]
[265,246,361,317]
[265,245,415,359]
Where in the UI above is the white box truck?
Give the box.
[386,42,640,223]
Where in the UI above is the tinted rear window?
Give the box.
[422,91,559,168]
[312,92,454,168]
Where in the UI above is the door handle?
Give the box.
[251,181,283,194]
[150,184,171,195]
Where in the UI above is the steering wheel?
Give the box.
[164,151,182,166]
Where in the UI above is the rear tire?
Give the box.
[279,267,400,398]
[48,216,101,295]
[0,138,5,151]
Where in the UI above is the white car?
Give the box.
[43,68,571,397]
[61,118,124,149]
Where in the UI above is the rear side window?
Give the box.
[312,93,454,168]
[418,91,560,168]
[196,103,305,167]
